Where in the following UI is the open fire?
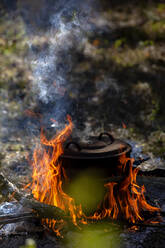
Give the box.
[27,115,160,235]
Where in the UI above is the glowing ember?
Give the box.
[27,116,160,233]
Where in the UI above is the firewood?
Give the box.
[0,172,164,225]
[0,213,37,225]
[0,172,65,220]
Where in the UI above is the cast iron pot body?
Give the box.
[60,133,132,179]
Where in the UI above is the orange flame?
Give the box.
[29,115,84,229]
[27,116,160,234]
[122,122,127,129]
[91,155,159,223]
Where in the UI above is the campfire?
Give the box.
[24,115,160,235]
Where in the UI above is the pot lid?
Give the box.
[61,132,132,159]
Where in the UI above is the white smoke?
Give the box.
[27,0,100,123]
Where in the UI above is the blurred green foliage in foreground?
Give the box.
[20,239,36,248]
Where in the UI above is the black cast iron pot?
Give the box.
[60,132,132,179]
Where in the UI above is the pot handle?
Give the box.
[65,141,81,151]
[98,132,114,144]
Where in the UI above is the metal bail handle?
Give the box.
[98,132,115,144]
[65,141,81,151]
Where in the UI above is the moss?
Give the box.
[146,131,165,159]
[114,38,126,49]
[111,48,150,67]
[143,20,165,41]
[157,3,165,13]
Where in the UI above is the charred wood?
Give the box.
[0,172,65,220]
[0,172,164,226]
[0,213,37,225]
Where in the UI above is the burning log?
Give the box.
[0,172,124,219]
[0,172,65,220]
[0,171,164,232]
[0,172,163,218]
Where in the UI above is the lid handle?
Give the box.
[65,141,81,151]
[98,132,114,144]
